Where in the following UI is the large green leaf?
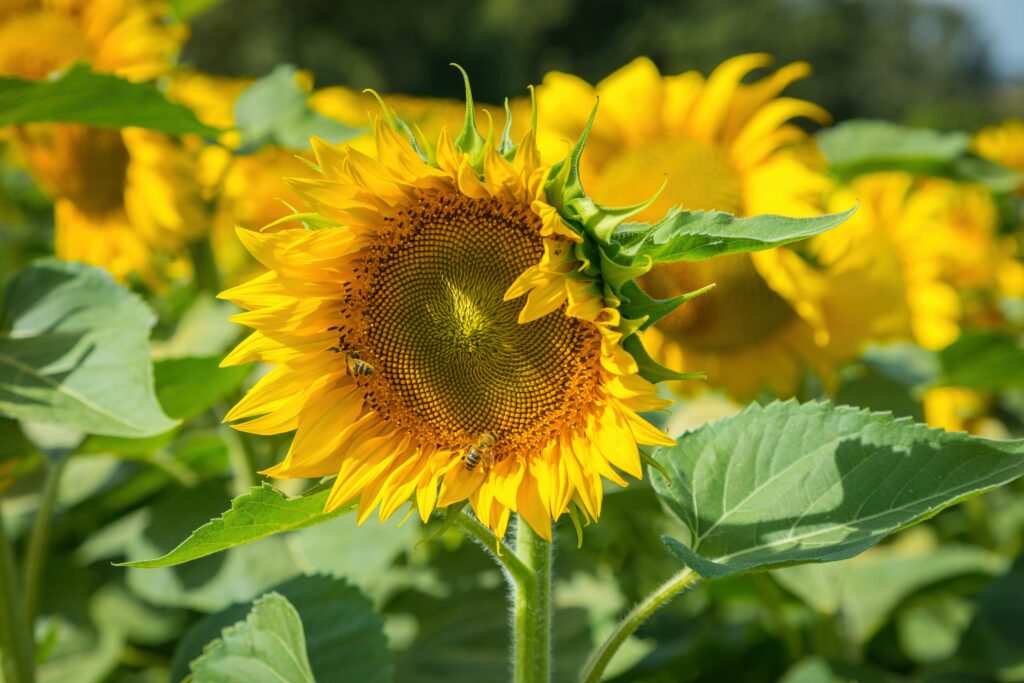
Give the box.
[817,119,1019,190]
[0,63,219,135]
[773,534,1003,644]
[612,206,855,264]
[153,355,250,420]
[937,331,1024,391]
[0,260,177,437]
[234,65,362,151]
[186,592,315,683]
[651,401,1024,579]
[120,482,346,568]
[173,575,392,683]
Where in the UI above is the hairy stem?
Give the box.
[451,509,531,587]
[580,567,700,683]
[23,454,68,625]
[0,502,35,683]
[513,518,551,683]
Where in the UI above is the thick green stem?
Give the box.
[0,503,35,683]
[580,567,699,683]
[23,454,68,625]
[513,519,551,683]
[188,237,222,294]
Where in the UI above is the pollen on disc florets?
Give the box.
[335,189,604,465]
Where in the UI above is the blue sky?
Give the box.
[923,0,1024,80]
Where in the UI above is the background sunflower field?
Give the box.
[1,1,1024,682]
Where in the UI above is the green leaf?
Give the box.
[651,400,1024,579]
[0,417,35,466]
[773,537,1003,644]
[780,657,894,683]
[0,259,177,438]
[170,0,223,21]
[187,592,315,683]
[119,482,347,568]
[957,554,1024,678]
[173,575,392,683]
[614,206,855,264]
[0,63,219,135]
[234,65,362,151]
[937,331,1024,391]
[819,119,968,173]
[153,356,250,420]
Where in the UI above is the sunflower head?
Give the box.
[220,68,689,540]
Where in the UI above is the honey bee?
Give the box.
[345,350,375,377]
[464,432,496,472]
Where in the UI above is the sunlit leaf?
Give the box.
[0,259,177,438]
[234,65,362,151]
[613,206,855,264]
[0,63,219,135]
[120,482,346,568]
[186,592,315,683]
[651,400,1024,578]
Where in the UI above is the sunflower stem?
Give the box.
[580,567,699,683]
[188,236,221,293]
[22,452,68,626]
[452,510,530,586]
[513,518,551,683]
[0,501,35,683]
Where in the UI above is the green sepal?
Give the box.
[498,98,517,159]
[566,179,666,244]
[598,243,652,291]
[264,212,342,232]
[544,99,596,215]
[451,64,487,170]
[623,335,706,384]
[639,448,672,483]
[619,280,715,331]
[363,88,430,163]
[566,505,586,549]
[574,239,601,278]
[416,500,470,549]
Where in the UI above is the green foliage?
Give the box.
[153,356,250,420]
[174,575,393,683]
[651,401,1024,578]
[234,65,363,151]
[0,63,219,135]
[121,482,346,568]
[186,592,315,683]
[0,260,177,438]
[937,331,1024,391]
[818,120,1019,189]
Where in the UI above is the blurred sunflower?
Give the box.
[974,119,1024,179]
[829,171,1023,433]
[219,87,674,540]
[0,0,203,284]
[166,70,315,282]
[534,55,903,398]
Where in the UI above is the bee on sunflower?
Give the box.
[218,69,851,539]
[0,0,205,285]
[533,55,901,399]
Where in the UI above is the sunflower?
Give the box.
[534,55,903,398]
[166,70,315,282]
[219,82,675,540]
[974,119,1024,180]
[0,0,203,284]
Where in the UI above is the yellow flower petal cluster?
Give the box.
[974,119,1024,178]
[220,110,673,540]
[0,0,203,284]
[535,55,901,398]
